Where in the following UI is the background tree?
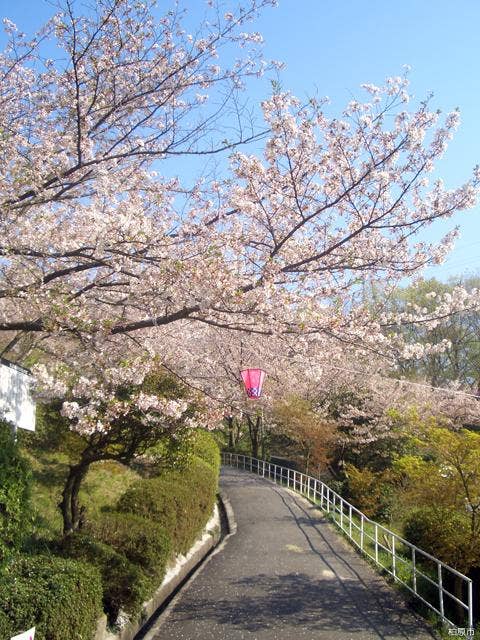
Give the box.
[381,275,480,389]
[394,424,480,534]
[271,395,335,474]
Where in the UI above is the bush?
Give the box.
[118,454,218,555]
[345,464,393,521]
[156,456,218,554]
[59,533,152,624]
[0,421,32,563]
[116,477,177,537]
[403,506,479,572]
[190,430,220,473]
[0,554,102,640]
[86,512,171,581]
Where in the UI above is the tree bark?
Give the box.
[226,415,235,448]
[247,415,261,459]
[60,460,91,535]
[453,574,466,624]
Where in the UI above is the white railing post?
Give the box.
[437,563,444,621]
[412,548,417,593]
[360,514,364,551]
[374,523,378,563]
[326,487,330,513]
[349,505,352,538]
[340,498,344,530]
[333,494,336,522]
[468,579,473,630]
[287,468,291,488]
[391,535,396,579]
[320,483,325,509]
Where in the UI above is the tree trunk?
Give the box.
[60,460,91,536]
[305,446,311,476]
[226,415,235,449]
[453,574,466,624]
[247,415,261,459]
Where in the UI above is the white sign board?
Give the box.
[0,360,35,432]
[11,628,35,640]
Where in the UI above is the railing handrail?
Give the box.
[221,452,474,630]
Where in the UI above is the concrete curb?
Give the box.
[218,489,237,536]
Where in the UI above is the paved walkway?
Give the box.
[149,467,438,639]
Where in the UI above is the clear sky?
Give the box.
[1,0,479,282]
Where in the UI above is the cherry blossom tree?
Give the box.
[1,0,480,466]
[37,362,204,534]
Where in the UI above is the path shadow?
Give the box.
[174,572,435,638]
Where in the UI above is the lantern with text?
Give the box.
[240,369,266,399]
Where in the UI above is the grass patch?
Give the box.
[23,448,140,540]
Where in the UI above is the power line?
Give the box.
[318,362,479,400]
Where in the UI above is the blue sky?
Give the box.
[1,0,479,282]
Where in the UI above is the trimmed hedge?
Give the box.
[86,512,171,580]
[116,478,177,540]
[169,456,218,553]
[117,453,218,555]
[59,533,152,624]
[190,429,221,473]
[0,554,102,640]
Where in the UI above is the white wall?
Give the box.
[0,361,35,432]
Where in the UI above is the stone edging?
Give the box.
[94,503,222,640]
[218,489,236,537]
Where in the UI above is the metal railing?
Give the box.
[221,452,474,630]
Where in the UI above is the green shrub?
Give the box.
[154,456,218,554]
[403,506,479,572]
[118,454,218,556]
[22,402,73,453]
[0,421,32,563]
[86,512,171,581]
[344,464,393,521]
[190,430,220,472]
[116,477,177,536]
[0,554,102,640]
[0,609,12,638]
[59,533,152,624]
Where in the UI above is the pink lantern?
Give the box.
[240,368,266,399]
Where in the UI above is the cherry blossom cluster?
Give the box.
[1,1,479,440]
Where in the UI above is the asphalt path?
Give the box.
[148,467,439,640]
